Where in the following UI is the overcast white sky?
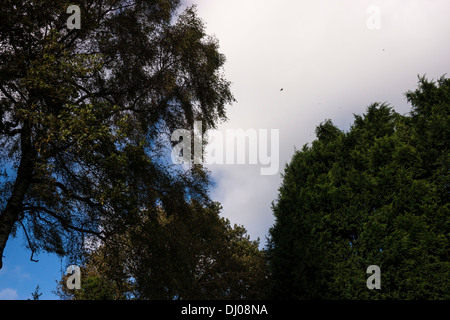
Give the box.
[182,0,450,243]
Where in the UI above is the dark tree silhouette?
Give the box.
[0,0,234,269]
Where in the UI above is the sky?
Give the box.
[1,0,450,299]
[184,0,450,242]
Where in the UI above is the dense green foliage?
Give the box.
[57,202,269,300]
[268,76,450,299]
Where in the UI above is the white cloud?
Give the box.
[185,0,450,242]
[0,288,19,300]
[0,264,32,281]
[208,164,281,241]
[11,265,32,281]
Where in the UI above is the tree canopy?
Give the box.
[56,201,269,300]
[268,76,450,299]
[0,0,234,269]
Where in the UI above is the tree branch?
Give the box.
[18,220,39,263]
[0,86,17,104]
[54,181,102,209]
[22,204,105,241]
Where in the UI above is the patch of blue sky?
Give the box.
[0,234,62,300]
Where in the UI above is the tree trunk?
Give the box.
[0,122,34,269]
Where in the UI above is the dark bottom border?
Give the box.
[2,300,446,319]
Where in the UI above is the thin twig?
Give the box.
[18,220,39,263]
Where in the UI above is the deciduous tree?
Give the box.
[0,0,234,269]
[57,202,269,300]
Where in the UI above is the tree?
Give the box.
[56,201,270,300]
[0,1,234,268]
[267,76,450,299]
[29,285,42,300]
